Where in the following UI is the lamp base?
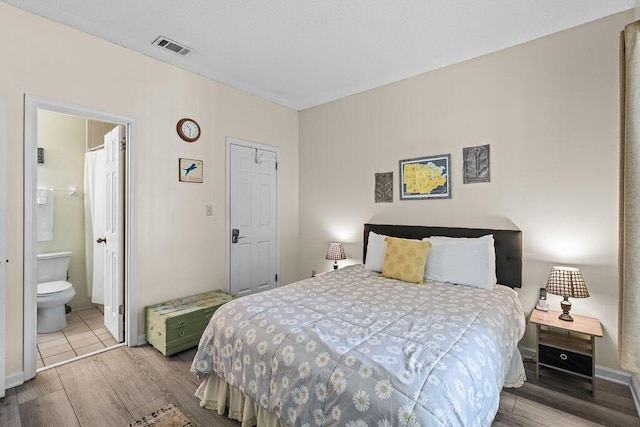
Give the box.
[559,296,573,322]
[333,261,338,270]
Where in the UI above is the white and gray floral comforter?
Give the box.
[191,265,526,426]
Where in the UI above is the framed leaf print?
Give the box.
[375,172,393,203]
[463,144,490,184]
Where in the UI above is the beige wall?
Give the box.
[0,4,299,377]
[299,11,632,371]
[1,1,632,380]
[37,111,88,308]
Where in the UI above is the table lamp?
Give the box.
[544,266,589,322]
[325,242,346,270]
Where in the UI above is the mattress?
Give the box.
[191,265,526,426]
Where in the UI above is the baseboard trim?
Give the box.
[597,365,633,385]
[631,374,640,418]
[5,371,24,390]
[137,334,147,346]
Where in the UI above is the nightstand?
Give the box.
[529,309,603,396]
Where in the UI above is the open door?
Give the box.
[102,125,124,342]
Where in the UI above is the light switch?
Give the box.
[205,205,213,216]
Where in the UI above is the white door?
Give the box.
[103,126,124,341]
[229,140,278,297]
[0,95,7,398]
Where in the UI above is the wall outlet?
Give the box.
[205,205,213,216]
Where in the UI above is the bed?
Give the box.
[191,224,526,426]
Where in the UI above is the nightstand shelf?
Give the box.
[530,309,603,396]
[538,330,592,354]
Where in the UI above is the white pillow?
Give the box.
[364,231,387,272]
[423,235,497,289]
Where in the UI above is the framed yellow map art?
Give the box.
[399,154,451,200]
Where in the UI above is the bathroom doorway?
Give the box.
[23,96,138,381]
[35,111,122,368]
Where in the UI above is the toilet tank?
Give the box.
[37,251,72,283]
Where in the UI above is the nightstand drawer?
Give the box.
[539,344,592,376]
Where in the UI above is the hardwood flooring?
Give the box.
[0,346,638,426]
[498,360,640,427]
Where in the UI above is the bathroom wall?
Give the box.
[37,110,89,310]
[87,120,116,150]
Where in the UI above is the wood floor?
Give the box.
[498,360,639,427]
[0,346,638,426]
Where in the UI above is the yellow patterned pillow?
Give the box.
[382,237,431,284]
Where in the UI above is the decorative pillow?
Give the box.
[423,234,497,289]
[364,231,388,272]
[382,237,431,284]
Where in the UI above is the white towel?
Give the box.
[36,187,48,205]
[37,187,53,242]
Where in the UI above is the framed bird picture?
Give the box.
[178,158,203,183]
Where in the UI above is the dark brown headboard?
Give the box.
[363,223,522,288]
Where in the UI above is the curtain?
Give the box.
[620,21,640,373]
[83,149,106,305]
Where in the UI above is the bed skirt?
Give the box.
[195,348,526,426]
[195,373,287,427]
[504,347,526,388]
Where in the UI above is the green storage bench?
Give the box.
[145,290,233,356]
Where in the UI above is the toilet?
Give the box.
[37,251,76,333]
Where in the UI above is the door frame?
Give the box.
[23,95,138,381]
[225,137,280,293]
[0,95,7,397]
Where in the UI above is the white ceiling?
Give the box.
[3,0,636,110]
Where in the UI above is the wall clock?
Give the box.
[177,118,201,142]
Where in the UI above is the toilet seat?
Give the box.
[37,280,73,296]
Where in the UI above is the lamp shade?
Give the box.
[545,266,589,298]
[325,242,346,261]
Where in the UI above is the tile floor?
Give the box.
[36,307,119,368]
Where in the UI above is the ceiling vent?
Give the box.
[152,36,192,56]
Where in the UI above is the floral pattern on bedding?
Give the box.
[191,265,525,427]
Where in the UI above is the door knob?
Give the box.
[231,229,245,244]
[97,237,107,244]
